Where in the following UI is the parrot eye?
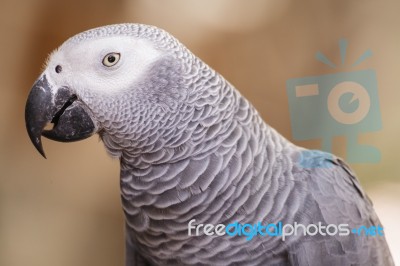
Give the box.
[102,53,120,67]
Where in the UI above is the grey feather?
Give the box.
[61,24,395,265]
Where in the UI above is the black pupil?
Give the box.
[55,65,62,73]
[108,55,116,63]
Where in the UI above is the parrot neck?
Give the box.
[112,86,297,239]
[100,59,299,258]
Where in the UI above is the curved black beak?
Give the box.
[25,75,96,158]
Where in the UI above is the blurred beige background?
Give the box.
[1,0,399,265]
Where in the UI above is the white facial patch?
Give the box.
[45,36,163,95]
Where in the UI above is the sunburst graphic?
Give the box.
[315,39,373,68]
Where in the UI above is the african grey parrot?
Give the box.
[25,24,394,266]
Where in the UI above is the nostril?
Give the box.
[55,65,62,73]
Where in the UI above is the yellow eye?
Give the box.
[102,52,120,67]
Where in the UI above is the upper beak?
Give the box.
[25,75,96,158]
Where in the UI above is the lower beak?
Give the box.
[25,75,96,158]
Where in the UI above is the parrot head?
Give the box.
[25,24,188,158]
